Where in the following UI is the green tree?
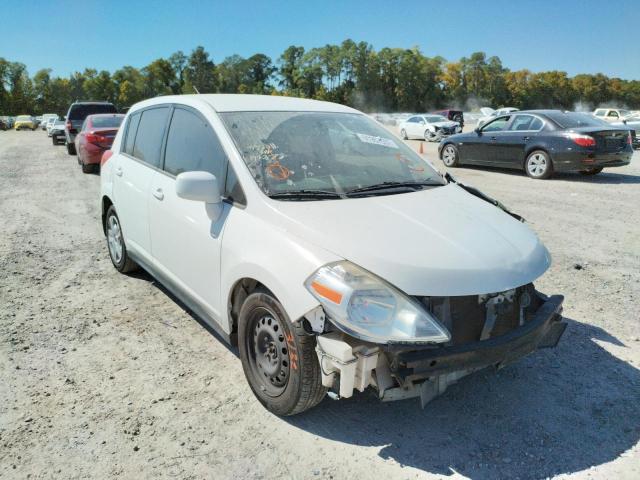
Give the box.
[183,46,216,94]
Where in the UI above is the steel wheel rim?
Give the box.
[107,215,123,264]
[401,129,406,139]
[528,154,547,176]
[443,146,456,165]
[247,310,290,397]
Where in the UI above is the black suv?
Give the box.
[65,101,117,155]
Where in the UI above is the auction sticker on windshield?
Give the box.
[356,133,398,149]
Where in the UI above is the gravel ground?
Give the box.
[1,129,639,480]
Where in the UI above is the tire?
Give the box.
[51,137,57,146]
[105,206,138,273]
[525,150,553,179]
[400,129,408,140]
[238,290,327,416]
[66,142,76,155]
[441,143,460,167]
[579,167,603,175]
[424,130,440,142]
[81,162,93,174]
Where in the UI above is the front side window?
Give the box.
[164,108,226,180]
[131,107,169,168]
[482,116,511,132]
[219,111,444,197]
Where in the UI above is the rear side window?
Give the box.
[607,111,619,118]
[164,108,226,180]
[69,104,117,120]
[122,113,141,156]
[132,107,170,168]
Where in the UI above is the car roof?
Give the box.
[128,94,361,114]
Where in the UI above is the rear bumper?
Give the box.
[83,144,109,165]
[553,148,632,171]
[388,294,565,381]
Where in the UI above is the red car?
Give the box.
[75,114,125,173]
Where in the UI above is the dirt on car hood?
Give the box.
[269,183,550,296]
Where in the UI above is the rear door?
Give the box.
[148,105,236,323]
[493,114,543,166]
[112,106,170,264]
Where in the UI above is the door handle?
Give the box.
[115,167,123,177]
[152,188,164,200]
[523,136,530,141]
[490,136,497,141]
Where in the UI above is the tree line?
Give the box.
[1,40,639,116]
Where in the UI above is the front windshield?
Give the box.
[220,111,444,197]
[425,115,447,123]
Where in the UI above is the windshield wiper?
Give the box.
[346,180,441,196]
[268,189,343,200]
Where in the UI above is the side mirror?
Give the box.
[176,171,223,221]
[474,127,482,135]
[176,171,221,204]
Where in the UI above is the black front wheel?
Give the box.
[441,143,460,167]
[238,290,326,416]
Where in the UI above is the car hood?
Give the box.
[267,184,550,296]
[432,121,458,128]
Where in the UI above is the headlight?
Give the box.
[304,261,450,344]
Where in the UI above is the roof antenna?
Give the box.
[193,85,200,94]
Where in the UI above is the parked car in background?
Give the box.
[593,108,631,122]
[41,113,58,130]
[65,101,117,155]
[45,117,58,136]
[399,114,461,141]
[50,120,66,145]
[439,110,633,179]
[476,107,519,128]
[0,117,8,130]
[75,114,125,173]
[611,113,640,149]
[14,115,37,130]
[431,109,464,130]
[101,94,565,415]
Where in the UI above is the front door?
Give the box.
[148,106,231,324]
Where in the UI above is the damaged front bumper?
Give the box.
[315,292,565,407]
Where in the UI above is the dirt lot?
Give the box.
[1,129,639,480]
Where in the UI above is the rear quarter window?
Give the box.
[122,113,141,156]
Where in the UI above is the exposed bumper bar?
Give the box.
[391,294,565,380]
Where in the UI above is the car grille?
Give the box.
[414,283,541,346]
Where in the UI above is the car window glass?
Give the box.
[123,112,141,155]
[482,116,510,132]
[509,115,533,131]
[529,117,543,130]
[164,108,227,183]
[607,111,618,117]
[81,119,88,132]
[224,163,246,205]
[595,110,605,116]
[132,107,169,168]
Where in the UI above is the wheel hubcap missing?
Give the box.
[107,215,123,264]
[251,314,290,396]
[528,154,547,176]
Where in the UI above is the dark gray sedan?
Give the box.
[438,110,633,179]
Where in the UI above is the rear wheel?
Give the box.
[105,206,138,273]
[51,137,57,146]
[441,144,460,167]
[579,167,603,176]
[238,290,326,416]
[525,150,553,179]
[81,162,93,174]
[66,142,76,155]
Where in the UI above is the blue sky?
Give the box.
[2,0,638,79]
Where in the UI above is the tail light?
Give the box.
[101,150,113,166]
[86,132,109,145]
[566,133,596,147]
[627,132,633,145]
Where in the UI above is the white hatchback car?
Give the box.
[101,94,565,415]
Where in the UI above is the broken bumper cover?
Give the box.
[390,294,566,381]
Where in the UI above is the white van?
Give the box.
[100,94,565,415]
